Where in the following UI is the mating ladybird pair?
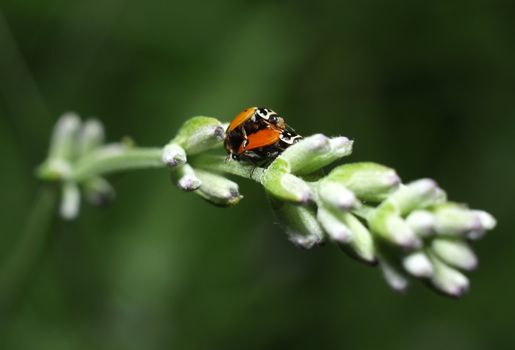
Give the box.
[224,107,302,164]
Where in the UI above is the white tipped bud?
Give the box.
[467,210,497,240]
[328,136,354,157]
[339,212,376,263]
[60,182,81,220]
[172,117,225,155]
[175,164,201,191]
[290,136,353,175]
[370,203,421,248]
[406,210,435,237]
[39,113,82,180]
[473,210,496,230]
[49,112,82,162]
[403,251,433,278]
[78,119,105,156]
[432,239,478,271]
[162,144,187,168]
[194,170,242,207]
[429,252,470,298]
[317,207,353,243]
[271,199,324,249]
[328,162,400,203]
[280,174,313,202]
[178,175,202,192]
[379,256,410,292]
[318,180,358,210]
[388,179,443,215]
[278,134,331,174]
[262,159,313,203]
[385,216,421,248]
[433,204,482,236]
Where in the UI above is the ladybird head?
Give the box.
[255,107,285,128]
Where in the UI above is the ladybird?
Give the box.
[224,107,302,164]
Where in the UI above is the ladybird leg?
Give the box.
[226,151,240,162]
[236,127,250,154]
[241,126,249,148]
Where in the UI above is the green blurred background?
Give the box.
[1,0,514,349]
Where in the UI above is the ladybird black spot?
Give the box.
[257,108,268,117]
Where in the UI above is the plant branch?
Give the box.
[190,154,266,182]
[34,113,497,298]
[0,186,58,311]
[72,146,164,181]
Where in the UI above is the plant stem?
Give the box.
[190,154,266,182]
[72,146,164,181]
[0,186,58,311]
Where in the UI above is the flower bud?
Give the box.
[49,112,82,162]
[473,210,496,230]
[317,206,353,243]
[379,255,409,292]
[405,210,435,237]
[78,119,105,156]
[277,134,330,173]
[172,116,224,155]
[369,203,421,248]
[318,179,358,210]
[388,179,444,216]
[162,144,187,168]
[433,203,482,236]
[175,164,202,191]
[83,177,115,206]
[467,210,497,240]
[339,212,376,263]
[39,113,82,180]
[403,251,433,278]
[281,135,353,175]
[262,158,313,203]
[327,162,400,203]
[194,170,242,207]
[431,239,477,271]
[60,182,81,220]
[429,252,469,298]
[271,199,324,249]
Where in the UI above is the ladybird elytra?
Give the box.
[237,127,283,153]
[227,107,256,132]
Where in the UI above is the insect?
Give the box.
[224,107,302,164]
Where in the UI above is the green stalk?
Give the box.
[72,146,163,182]
[0,186,58,310]
[190,154,266,183]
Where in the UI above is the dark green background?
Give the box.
[1,0,514,349]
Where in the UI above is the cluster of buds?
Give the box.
[38,114,496,298]
[38,113,114,219]
[258,134,496,297]
[38,113,165,219]
[162,117,244,206]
